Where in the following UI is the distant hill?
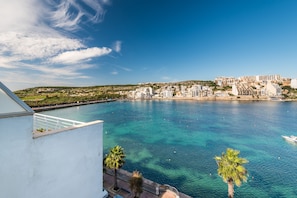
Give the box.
[14,81,216,107]
[14,84,136,107]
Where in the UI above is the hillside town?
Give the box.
[127,74,297,101]
[14,74,297,108]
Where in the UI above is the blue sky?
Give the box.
[1,0,297,90]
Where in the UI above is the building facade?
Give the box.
[0,82,106,198]
[291,79,297,89]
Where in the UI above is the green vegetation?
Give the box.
[101,145,250,197]
[104,145,126,191]
[14,85,138,107]
[14,81,217,107]
[214,148,248,198]
[36,128,47,132]
[282,86,297,99]
[178,80,216,86]
[213,85,232,92]
[13,80,297,108]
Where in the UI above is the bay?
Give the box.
[42,100,297,198]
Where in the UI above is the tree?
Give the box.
[104,145,126,190]
[129,171,143,198]
[214,148,248,198]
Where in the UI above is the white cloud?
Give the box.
[111,71,118,75]
[49,1,84,31]
[162,76,171,80]
[50,47,112,64]
[0,0,42,32]
[117,65,131,72]
[48,0,109,31]
[0,69,89,91]
[28,63,92,78]
[0,57,20,69]
[112,40,122,53]
[82,0,108,22]
[0,31,83,61]
[0,0,112,90]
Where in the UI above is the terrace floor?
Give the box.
[103,169,192,198]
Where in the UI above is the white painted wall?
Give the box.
[0,89,27,113]
[291,79,297,89]
[232,84,238,96]
[0,115,105,198]
[266,81,281,96]
[0,115,33,198]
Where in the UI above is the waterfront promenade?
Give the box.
[104,169,192,198]
[32,99,116,112]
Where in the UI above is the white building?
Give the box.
[162,89,173,98]
[232,84,239,96]
[191,85,202,97]
[128,87,154,99]
[0,82,106,198]
[257,74,281,82]
[215,77,237,87]
[291,79,297,89]
[266,81,282,96]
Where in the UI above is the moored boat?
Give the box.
[282,135,297,144]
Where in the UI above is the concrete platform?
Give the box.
[103,169,192,198]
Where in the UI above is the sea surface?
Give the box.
[42,100,297,198]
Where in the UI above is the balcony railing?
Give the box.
[33,113,84,132]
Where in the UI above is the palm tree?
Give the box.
[104,145,126,190]
[214,148,248,198]
[129,171,143,198]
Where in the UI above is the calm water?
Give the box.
[43,100,297,198]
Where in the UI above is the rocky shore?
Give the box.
[32,99,116,112]
[31,95,296,112]
[151,95,286,101]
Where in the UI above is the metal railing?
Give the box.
[33,113,84,132]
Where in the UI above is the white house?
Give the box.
[291,79,297,89]
[266,81,282,97]
[232,84,239,96]
[128,87,154,99]
[0,82,107,198]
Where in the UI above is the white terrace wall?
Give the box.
[31,121,104,198]
[0,115,33,198]
[0,115,104,198]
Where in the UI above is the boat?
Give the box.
[282,135,297,144]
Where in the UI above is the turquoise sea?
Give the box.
[42,100,297,198]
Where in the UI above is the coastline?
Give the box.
[31,96,296,112]
[151,95,290,101]
[32,99,116,112]
[155,96,269,101]
[42,98,297,197]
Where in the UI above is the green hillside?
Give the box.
[14,84,138,107]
